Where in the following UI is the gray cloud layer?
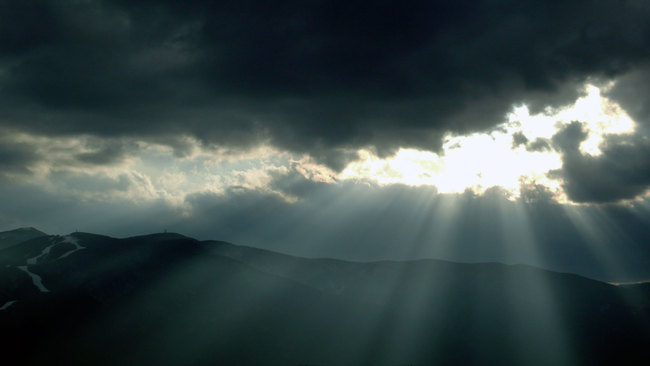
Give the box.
[2,0,650,169]
[1,173,649,282]
[550,122,650,203]
[0,140,39,175]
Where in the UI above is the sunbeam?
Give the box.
[2,1,650,364]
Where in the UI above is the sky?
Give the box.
[1,0,650,281]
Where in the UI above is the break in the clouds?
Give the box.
[1,0,649,199]
[2,0,650,278]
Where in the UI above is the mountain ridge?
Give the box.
[0,227,48,250]
[3,227,647,284]
[1,229,649,365]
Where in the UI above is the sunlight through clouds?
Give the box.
[511,84,636,156]
[1,82,639,207]
[340,83,637,199]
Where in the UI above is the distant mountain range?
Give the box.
[1,228,649,365]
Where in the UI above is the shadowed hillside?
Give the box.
[0,227,47,250]
[1,230,649,365]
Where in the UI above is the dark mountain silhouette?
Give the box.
[1,230,649,365]
[0,227,47,250]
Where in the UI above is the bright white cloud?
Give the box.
[0,82,639,205]
[339,83,637,199]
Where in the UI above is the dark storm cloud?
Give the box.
[2,0,650,169]
[607,64,650,128]
[0,131,134,177]
[526,138,552,152]
[50,171,133,194]
[550,122,650,203]
[268,164,334,199]
[75,142,129,166]
[0,140,40,175]
[551,122,589,153]
[511,131,529,149]
[511,132,552,152]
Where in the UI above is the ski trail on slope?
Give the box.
[12,235,87,296]
[18,238,57,293]
[26,239,58,265]
[57,235,85,259]
[17,266,49,292]
[0,300,17,311]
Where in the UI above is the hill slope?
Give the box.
[0,227,47,250]
[1,232,649,365]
